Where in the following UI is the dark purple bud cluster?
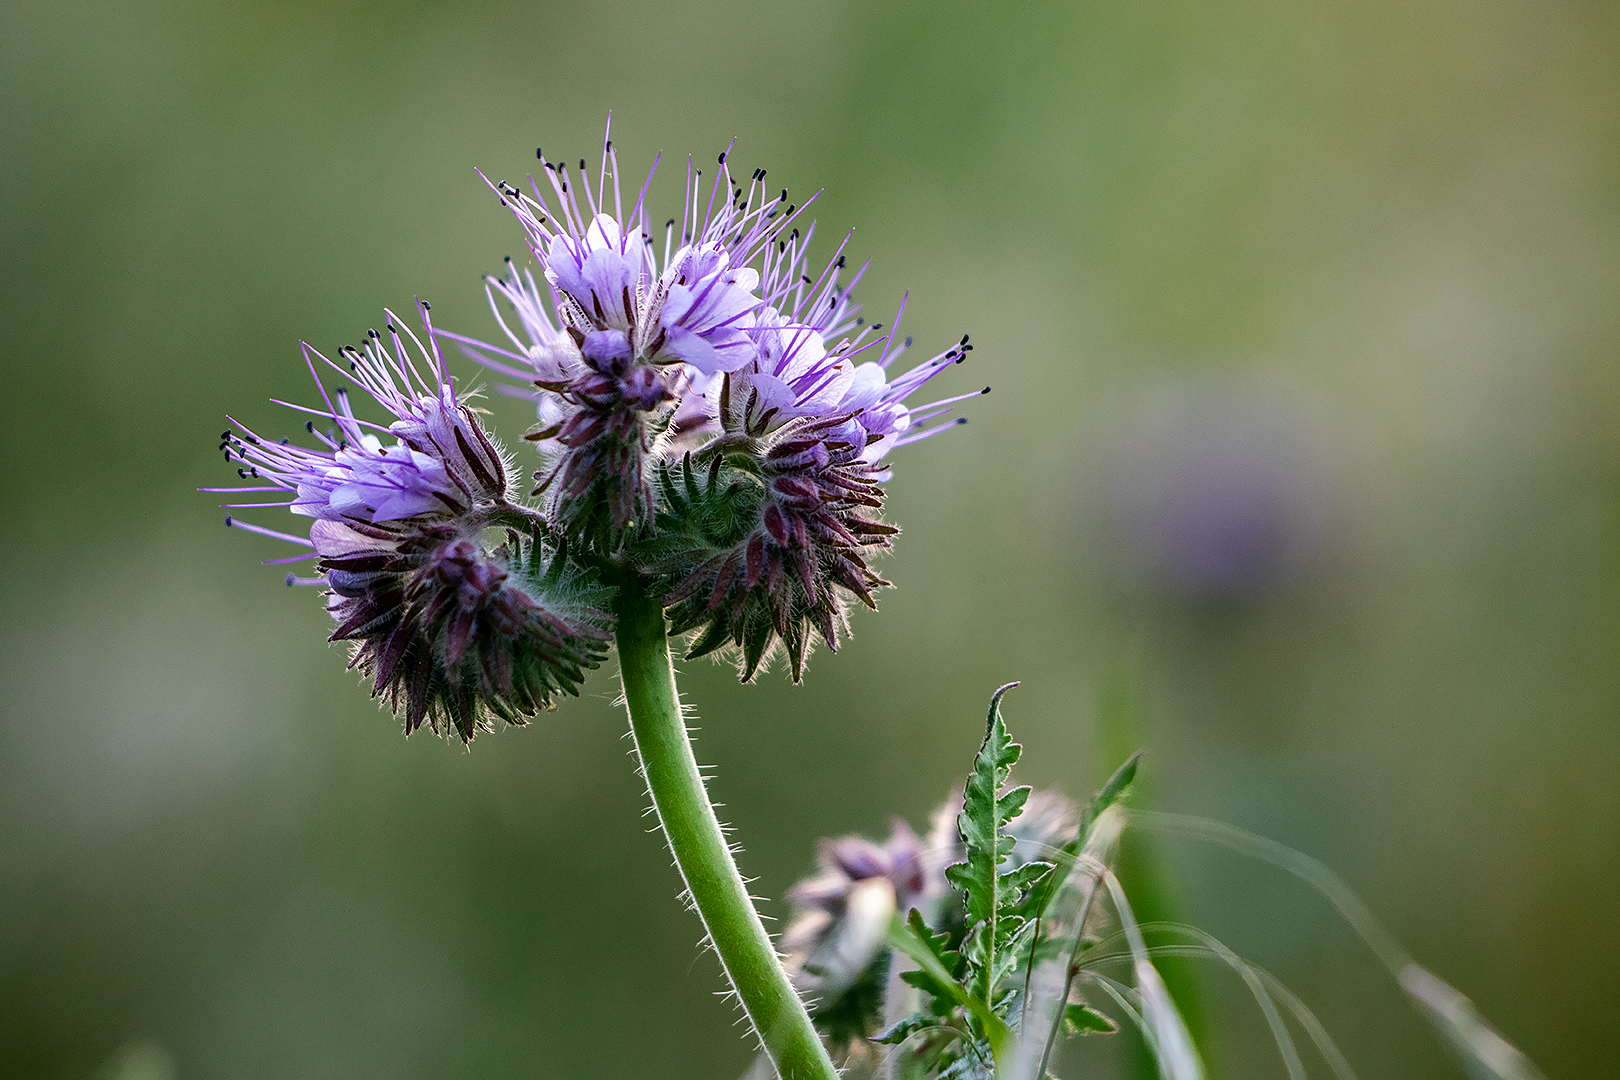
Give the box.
[319,520,611,742]
[656,412,898,682]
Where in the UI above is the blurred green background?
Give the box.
[4,0,1618,1076]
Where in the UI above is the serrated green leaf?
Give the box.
[899,968,962,1013]
[907,908,964,976]
[954,684,1024,927]
[1004,860,1054,895]
[887,912,1014,1059]
[1064,1003,1119,1035]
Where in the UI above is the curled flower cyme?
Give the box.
[210,303,613,740]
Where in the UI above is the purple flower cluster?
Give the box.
[212,120,984,726]
[446,123,985,679]
[210,304,611,740]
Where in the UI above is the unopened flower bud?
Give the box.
[315,519,611,741]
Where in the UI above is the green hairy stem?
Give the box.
[613,576,838,1080]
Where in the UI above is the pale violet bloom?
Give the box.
[211,304,508,531]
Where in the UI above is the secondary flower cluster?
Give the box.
[212,124,982,735]
[780,789,1079,1054]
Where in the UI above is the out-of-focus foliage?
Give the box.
[3,0,1619,1078]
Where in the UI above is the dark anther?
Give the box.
[224,516,234,526]
[960,334,969,345]
[790,228,799,240]
[836,256,846,268]
[369,328,379,338]
[665,218,675,229]
[781,189,788,201]
[285,573,296,586]
[579,158,586,170]
[421,300,430,310]
[221,430,232,440]
[904,336,913,347]
[605,139,612,151]
[718,151,727,164]
[536,147,543,159]
[981,386,992,394]
[305,420,315,432]
[872,323,883,331]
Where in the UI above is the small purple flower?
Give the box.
[656,309,985,680]
[492,135,797,376]
[215,305,509,527]
[689,265,988,466]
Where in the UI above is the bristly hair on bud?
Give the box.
[315,517,613,741]
[632,419,896,682]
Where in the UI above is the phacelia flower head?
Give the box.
[444,122,985,681]
[442,129,820,544]
[210,304,612,740]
